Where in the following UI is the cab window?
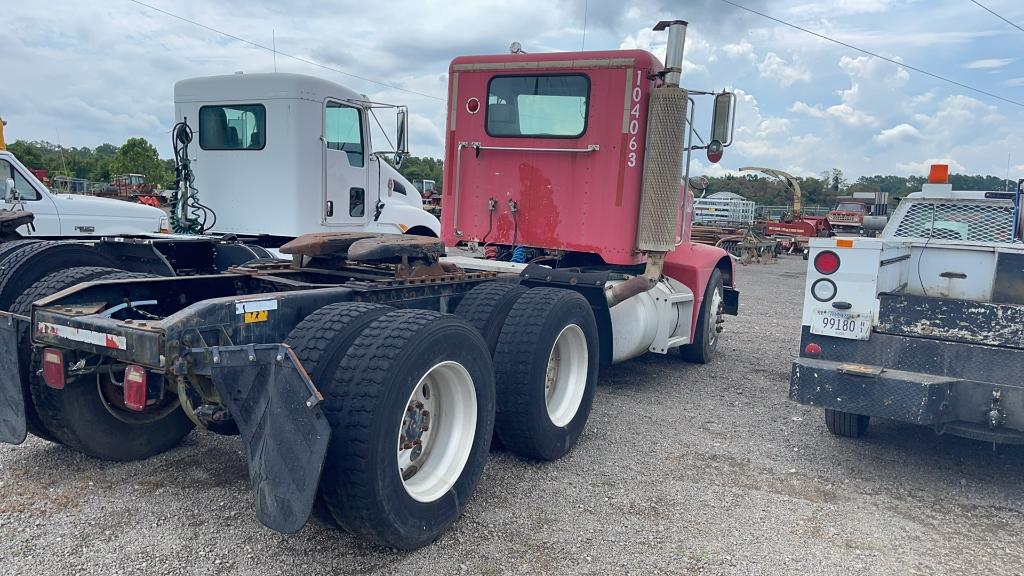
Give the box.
[199,104,266,150]
[0,160,40,201]
[325,103,364,167]
[486,74,590,138]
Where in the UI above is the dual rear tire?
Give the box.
[285,304,496,550]
[286,285,601,549]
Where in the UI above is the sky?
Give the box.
[3,0,1024,181]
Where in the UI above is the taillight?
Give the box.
[41,348,66,390]
[124,365,148,412]
[814,250,840,275]
[804,342,822,357]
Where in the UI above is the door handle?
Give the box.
[325,200,334,217]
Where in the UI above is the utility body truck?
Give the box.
[0,20,738,550]
[790,165,1024,445]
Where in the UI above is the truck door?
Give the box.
[0,158,59,236]
[323,100,369,226]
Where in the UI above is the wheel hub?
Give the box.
[396,361,477,503]
[543,324,588,428]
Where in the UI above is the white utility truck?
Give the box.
[790,165,1024,444]
[0,119,169,238]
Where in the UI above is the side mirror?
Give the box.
[396,107,409,156]
[711,92,736,147]
[3,178,14,201]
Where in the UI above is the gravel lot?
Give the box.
[2,255,1022,575]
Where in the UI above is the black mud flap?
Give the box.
[196,344,331,534]
[0,312,27,445]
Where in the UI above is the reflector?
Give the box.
[41,348,65,390]
[124,365,147,412]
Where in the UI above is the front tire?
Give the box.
[680,268,724,364]
[316,309,495,550]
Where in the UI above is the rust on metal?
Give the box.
[279,232,382,257]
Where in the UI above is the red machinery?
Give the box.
[442,21,738,351]
[29,168,50,187]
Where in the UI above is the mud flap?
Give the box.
[0,312,27,445]
[197,344,331,534]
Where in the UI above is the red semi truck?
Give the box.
[0,20,737,550]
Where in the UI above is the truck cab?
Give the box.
[790,165,1024,445]
[0,150,168,237]
[826,191,888,235]
[173,73,440,240]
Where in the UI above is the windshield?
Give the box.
[834,202,866,212]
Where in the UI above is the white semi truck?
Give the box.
[172,72,439,240]
[790,165,1024,444]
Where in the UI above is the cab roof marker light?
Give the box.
[928,164,949,184]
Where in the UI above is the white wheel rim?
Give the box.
[544,324,588,428]
[707,285,724,346]
[397,361,477,503]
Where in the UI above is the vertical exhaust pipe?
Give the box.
[608,20,690,307]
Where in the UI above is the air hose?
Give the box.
[510,246,527,263]
[170,119,217,234]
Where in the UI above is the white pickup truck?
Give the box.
[790,166,1024,445]
[0,150,168,237]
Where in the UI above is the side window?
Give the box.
[0,160,40,201]
[199,104,266,150]
[325,103,364,167]
[350,188,365,217]
[486,74,590,138]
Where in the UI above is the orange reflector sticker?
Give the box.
[836,239,854,248]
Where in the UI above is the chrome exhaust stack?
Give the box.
[608,20,689,307]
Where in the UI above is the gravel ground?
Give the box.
[2,255,1023,576]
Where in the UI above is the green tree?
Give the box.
[109,137,172,187]
[396,155,444,191]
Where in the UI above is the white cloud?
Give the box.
[758,52,811,86]
[965,58,1013,70]
[789,101,826,118]
[896,158,966,175]
[619,27,708,74]
[787,0,895,16]
[873,123,922,145]
[825,103,877,127]
[722,41,755,61]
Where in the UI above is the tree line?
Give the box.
[701,168,1015,208]
[8,138,444,192]
[7,139,173,188]
[7,138,1011,206]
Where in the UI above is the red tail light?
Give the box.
[124,365,147,412]
[814,250,841,275]
[41,348,65,390]
[804,343,822,357]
